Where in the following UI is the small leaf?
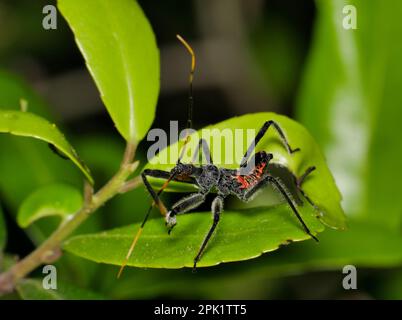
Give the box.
[0,70,82,212]
[17,184,83,228]
[0,110,93,184]
[146,112,346,230]
[64,203,324,268]
[0,203,7,251]
[58,0,160,142]
[16,279,104,300]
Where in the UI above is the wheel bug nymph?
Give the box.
[117,35,318,278]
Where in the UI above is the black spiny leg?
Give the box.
[240,120,300,168]
[243,175,318,242]
[192,138,213,165]
[193,196,224,271]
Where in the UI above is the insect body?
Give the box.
[117,36,318,278]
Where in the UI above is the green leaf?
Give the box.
[58,0,160,143]
[88,218,402,299]
[17,183,83,228]
[0,203,6,251]
[64,203,324,268]
[0,110,93,184]
[146,112,346,230]
[296,0,402,229]
[0,70,82,211]
[16,279,104,300]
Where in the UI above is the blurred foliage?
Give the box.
[294,0,402,298]
[297,0,402,227]
[16,278,104,300]
[0,204,6,251]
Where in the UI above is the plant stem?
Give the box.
[0,142,142,294]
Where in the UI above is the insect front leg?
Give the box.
[193,195,224,271]
[166,192,207,234]
[240,120,300,168]
[141,170,171,216]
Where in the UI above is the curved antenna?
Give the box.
[176,34,196,163]
[176,34,195,130]
[117,35,196,279]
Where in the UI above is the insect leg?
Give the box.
[165,192,207,234]
[191,138,213,164]
[243,175,318,242]
[193,195,224,271]
[295,166,318,209]
[268,175,318,242]
[117,169,198,278]
[141,170,171,216]
[297,166,316,187]
[240,120,300,168]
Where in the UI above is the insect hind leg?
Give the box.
[295,166,318,209]
[242,174,318,242]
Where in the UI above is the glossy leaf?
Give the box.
[17,183,83,228]
[64,203,324,268]
[146,112,346,230]
[0,203,6,251]
[58,0,160,142]
[16,279,104,300]
[0,70,82,211]
[297,0,402,229]
[0,110,93,184]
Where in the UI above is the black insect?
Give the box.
[117,35,318,278]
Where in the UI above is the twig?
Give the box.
[118,174,142,193]
[0,142,141,294]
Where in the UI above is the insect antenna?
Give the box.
[117,35,196,278]
[117,174,177,279]
[176,34,196,162]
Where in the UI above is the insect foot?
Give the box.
[290,147,301,154]
[165,212,177,235]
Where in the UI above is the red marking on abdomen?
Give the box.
[235,162,267,189]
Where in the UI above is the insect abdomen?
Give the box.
[235,162,267,189]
